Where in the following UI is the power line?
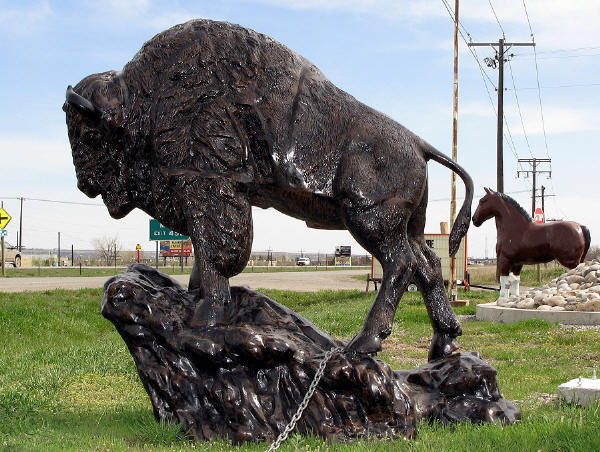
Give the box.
[514,52,600,60]
[523,4,552,170]
[0,196,103,206]
[488,0,505,38]
[507,82,600,90]
[440,0,525,174]
[507,60,534,158]
[429,189,531,203]
[516,46,600,55]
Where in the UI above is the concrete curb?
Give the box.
[476,302,600,325]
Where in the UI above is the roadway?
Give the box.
[0,269,370,293]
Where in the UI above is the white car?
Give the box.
[296,257,310,266]
[3,242,22,267]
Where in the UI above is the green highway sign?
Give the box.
[149,219,189,241]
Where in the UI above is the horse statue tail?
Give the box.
[581,224,591,263]
[421,143,474,257]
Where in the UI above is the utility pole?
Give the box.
[449,0,459,301]
[19,197,23,251]
[535,184,555,220]
[58,232,61,267]
[517,158,551,216]
[468,39,535,193]
[518,158,551,284]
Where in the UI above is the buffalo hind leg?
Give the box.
[410,238,462,361]
[345,205,417,354]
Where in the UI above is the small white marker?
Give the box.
[593,368,597,380]
[578,376,582,386]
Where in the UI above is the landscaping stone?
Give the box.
[509,260,600,312]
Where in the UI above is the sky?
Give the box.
[1,0,599,258]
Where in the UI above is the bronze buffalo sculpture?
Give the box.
[64,19,474,359]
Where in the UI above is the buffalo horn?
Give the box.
[66,85,99,118]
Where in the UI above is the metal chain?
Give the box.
[264,346,344,452]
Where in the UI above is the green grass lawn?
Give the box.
[1,288,599,451]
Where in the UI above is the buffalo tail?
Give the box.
[422,144,474,258]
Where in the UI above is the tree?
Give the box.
[93,235,122,266]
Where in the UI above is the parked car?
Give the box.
[3,242,22,267]
[296,257,310,266]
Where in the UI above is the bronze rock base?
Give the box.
[102,264,520,444]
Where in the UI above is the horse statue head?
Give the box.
[472,187,499,227]
[472,187,533,228]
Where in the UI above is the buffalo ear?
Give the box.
[65,85,100,119]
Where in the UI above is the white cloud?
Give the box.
[103,0,151,17]
[251,0,443,19]
[1,136,72,173]
[452,100,600,136]
[254,0,600,50]
[146,11,200,30]
[87,0,200,31]
[0,0,52,33]
[505,105,600,136]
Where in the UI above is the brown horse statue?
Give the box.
[472,187,591,297]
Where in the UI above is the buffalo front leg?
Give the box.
[410,239,462,361]
[178,178,253,328]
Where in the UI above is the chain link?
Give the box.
[264,346,344,452]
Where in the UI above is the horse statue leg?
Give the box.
[497,254,511,298]
[508,265,522,297]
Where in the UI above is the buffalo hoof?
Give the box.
[428,332,460,362]
[346,330,384,355]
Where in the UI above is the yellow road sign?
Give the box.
[0,208,11,229]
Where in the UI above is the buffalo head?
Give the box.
[64,71,141,219]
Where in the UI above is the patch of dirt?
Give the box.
[381,335,428,367]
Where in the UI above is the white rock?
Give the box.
[569,283,580,290]
[548,295,566,307]
[517,298,536,309]
[584,299,600,312]
[496,297,509,307]
[589,286,600,294]
[551,306,566,311]
[537,305,553,311]
[587,292,600,300]
[566,275,585,285]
